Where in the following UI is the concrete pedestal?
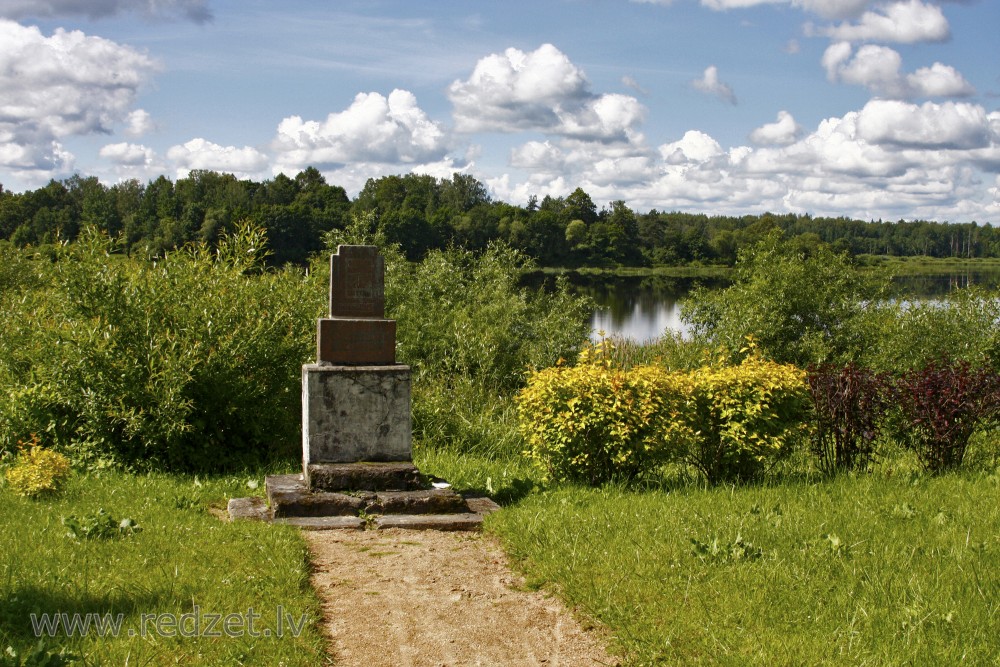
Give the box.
[302,363,412,487]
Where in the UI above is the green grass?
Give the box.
[0,469,328,666]
[488,469,1000,665]
[415,446,542,506]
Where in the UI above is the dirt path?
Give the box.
[304,528,616,667]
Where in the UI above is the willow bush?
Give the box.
[0,224,319,471]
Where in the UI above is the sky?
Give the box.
[1,0,998,223]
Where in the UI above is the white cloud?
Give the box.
[638,0,874,20]
[691,66,737,105]
[659,130,724,163]
[0,0,212,22]
[124,109,156,138]
[750,111,801,145]
[492,98,1000,222]
[823,42,975,99]
[510,140,565,172]
[100,141,155,166]
[817,0,950,44]
[0,20,157,187]
[856,99,992,150]
[272,89,449,173]
[167,138,268,179]
[448,44,645,142]
[907,63,976,98]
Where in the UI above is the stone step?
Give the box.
[265,474,473,518]
[270,489,366,518]
[374,489,468,515]
[273,516,366,530]
[374,513,483,531]
[306,462,424,492]
[272,513,484,531]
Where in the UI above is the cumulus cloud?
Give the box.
[493,97,1000,222]
[271,89,449,175]
[816,0,950,44]
[750,111,801,145]
[691,66,737,105]
[660,130,725,163]
[856,99,992,150]
[0,0,212,22]
[448,44,645,142]
[124,109,156,138]
[167,138,268,178]
[510,140,565,172]
[908,63,977,98]
[0,20,158,186]
[100,141,155,166]
[823,42,976,98]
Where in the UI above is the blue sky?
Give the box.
[1,0,997,222]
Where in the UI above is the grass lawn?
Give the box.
[487,469,1000,665]
[5,446,998,666]
[0,469,328,666]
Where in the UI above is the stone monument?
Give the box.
[231,245,499,529]
[302,245,411,481]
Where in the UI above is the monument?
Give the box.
[303,245,411,475]
[230,245,498,530]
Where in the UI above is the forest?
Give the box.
[1,168,996,266]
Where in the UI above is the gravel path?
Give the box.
[304,528,616,666]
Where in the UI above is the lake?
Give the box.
[528,270,1000,342]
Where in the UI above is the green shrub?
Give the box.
[391,242,592,393]
[858,287,1000,373]
[517,340,682,484]
[683,232,889,366]
[671,349,811,483]
[0,224,319,471]
[4,436,72,498]
[518,341,811,485]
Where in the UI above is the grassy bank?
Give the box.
[0,470,327,666]
[488,467,1000,665]
[534,255,1000,279]
[859,255,1000,274]
[534,265,732,279]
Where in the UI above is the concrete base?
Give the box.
[302,363,411,475]
[225,474,502,532]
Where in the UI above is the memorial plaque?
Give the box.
[329,245,385,318]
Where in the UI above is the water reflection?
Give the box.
[523,269,1000,342]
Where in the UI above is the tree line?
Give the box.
[1,168,996,266]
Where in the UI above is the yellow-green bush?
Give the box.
[672,352,810,483]
[517,341,685,484]
[518,343,810,485]
[5,437,72,497]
